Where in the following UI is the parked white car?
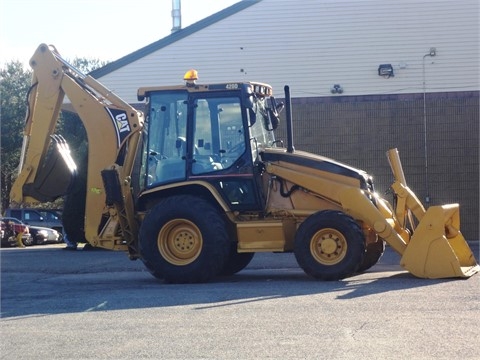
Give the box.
[29,226,61,245]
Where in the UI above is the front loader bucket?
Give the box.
[400,204,480,279]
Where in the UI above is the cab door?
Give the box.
[145,91,188,186]
[189,94,263,211]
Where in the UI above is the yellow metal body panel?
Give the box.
[265,162,361,206]
[236,219,297,252]
[264,177,342,214]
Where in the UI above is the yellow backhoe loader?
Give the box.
[10,44,479,283]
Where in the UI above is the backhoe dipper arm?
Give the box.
[10,44,144,248]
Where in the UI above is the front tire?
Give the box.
[357,238,385,273]
[294,210,365,280]
[139,195,230,283]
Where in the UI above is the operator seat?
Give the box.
[154,137,186,184]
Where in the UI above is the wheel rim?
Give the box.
[158,219,202,265]
[310,228,347,265]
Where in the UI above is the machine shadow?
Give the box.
[1,245,460,319]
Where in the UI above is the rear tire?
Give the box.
[220,244,255,276]
[294,210,365,280]
[139,195,230,283]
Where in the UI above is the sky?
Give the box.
[0,0,239,67]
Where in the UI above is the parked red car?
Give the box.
[0,217,33,247]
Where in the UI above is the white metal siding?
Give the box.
[97,0,479,103]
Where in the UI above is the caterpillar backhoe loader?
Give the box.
[10,44,479,283]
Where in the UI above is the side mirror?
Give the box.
[275,102,285,114]
[266,96,282,130]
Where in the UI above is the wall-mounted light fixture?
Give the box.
[378,64,394,78]
[330,84,343,94]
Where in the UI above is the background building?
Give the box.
[91,0,479,239]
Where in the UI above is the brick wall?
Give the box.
[276,91,479,240]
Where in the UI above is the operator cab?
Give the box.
[137,71,283,211]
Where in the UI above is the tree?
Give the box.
[0,61,32,211]
[0,57,108,212]
[71,57,109,74]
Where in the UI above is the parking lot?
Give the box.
[1,242,479,359]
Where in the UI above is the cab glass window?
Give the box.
[145,91,188,186]
[192,96,245,175]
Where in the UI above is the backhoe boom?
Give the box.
[10,44,144,250]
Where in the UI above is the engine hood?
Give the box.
[260,148,371,183]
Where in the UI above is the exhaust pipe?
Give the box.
[284,85,294,153]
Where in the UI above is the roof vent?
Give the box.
[171,0,181,33]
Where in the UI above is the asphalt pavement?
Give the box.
[1,242,479,359]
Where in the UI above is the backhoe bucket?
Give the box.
[22,135,77,202]
[400,204,480,278]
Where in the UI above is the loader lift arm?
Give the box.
[10,44,144,251]
[338,149,479,279]
[264,87,479,279]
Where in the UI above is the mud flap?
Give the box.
[400,204,480,278]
